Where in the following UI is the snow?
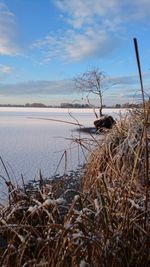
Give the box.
[128,198,141,210]
[74,195,80,201]
[0,107,125,193]
[94,198,100,211]
[27,205,38,213]
[42,197,66,207]
[79,259,89,267]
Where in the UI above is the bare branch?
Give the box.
[74,68,106,117]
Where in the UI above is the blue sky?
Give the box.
[0,0,150,106]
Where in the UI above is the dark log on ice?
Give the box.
[94,115,116,130]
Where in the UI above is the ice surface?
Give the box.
[0,107,126,196]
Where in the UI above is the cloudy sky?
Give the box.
[0,0,150,106]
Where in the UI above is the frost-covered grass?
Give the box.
[0,108,150,267]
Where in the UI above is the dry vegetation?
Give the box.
[0,108,150,267]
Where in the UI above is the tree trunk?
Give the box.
[99,92,103,117]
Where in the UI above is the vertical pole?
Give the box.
[133,38,149,230]
[133,38,145,111]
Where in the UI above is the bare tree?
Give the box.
[75,68,106,118]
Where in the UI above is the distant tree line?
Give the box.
[115,103,142,108]
[60,103,90,108]
[0,102,142,108]
[25,103,47,107]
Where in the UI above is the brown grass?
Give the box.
[0,108,150,267]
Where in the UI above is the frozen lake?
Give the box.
[0,107,125,197]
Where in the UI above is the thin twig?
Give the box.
[28,117,83,126]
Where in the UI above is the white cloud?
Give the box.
[0,64,13,80]
[0,73,149,105]
[31,28,118,62]
[30,0,122,63]
[0,64,13,74]
[54,0,119,29]
[63,30,117,61]
[0,79,75,96]
[54,0,150,28]
[128,0,150,20]
[0,2,19,55]
[31,0,150,63]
